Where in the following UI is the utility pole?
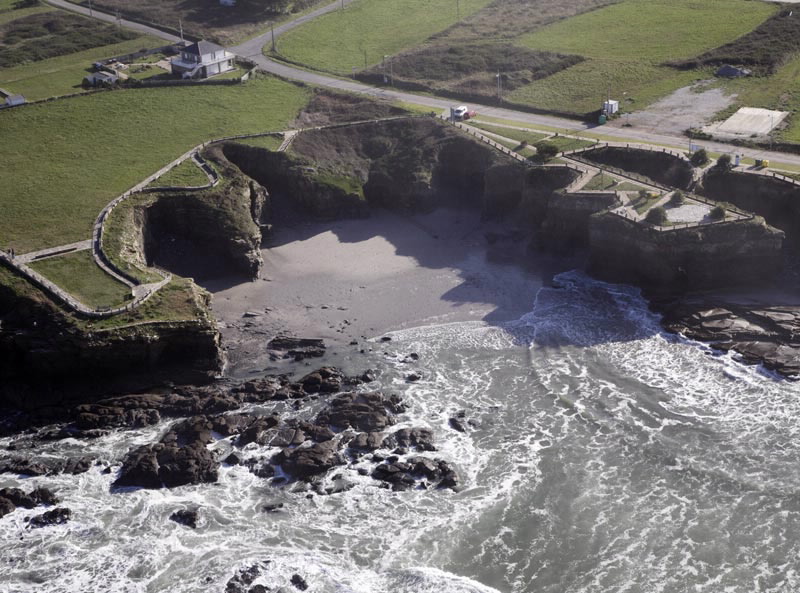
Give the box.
[116,9,121,29]
[88,0,93,17]
[179,19,184,42]
[496,71,502,101]
[271,22,275,52]
[363,49,367,69]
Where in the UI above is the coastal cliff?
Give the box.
[579,146,693,189]
[588,213,784,291]
[702,168,800,237]
[0,267,222,407]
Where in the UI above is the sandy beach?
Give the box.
[202,207,579,377]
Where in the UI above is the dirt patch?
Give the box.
[606,83,735,136]
[357,44,582,105]
[293,89,412,128]
[435,0,619,41]
[76,0,325,45]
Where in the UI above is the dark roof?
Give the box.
[716,64,751,78]
[183,40,226,56]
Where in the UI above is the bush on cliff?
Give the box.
[645,206,668,225]
[669,191,685,206]
[716,154,732,170]
[534,141,559,161]
[710,205,726,220]
[690,149,709,167]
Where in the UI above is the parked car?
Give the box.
[452,105,468,120]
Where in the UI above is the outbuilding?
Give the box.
[84,71,119,86]
[4,94,25,107]
[716,65,751,78]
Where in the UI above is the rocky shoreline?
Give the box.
[654,299,800,378]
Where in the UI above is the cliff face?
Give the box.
[580,146,694,189]
[142,145,267,279]
[588,213,784,291]
[223,118,525,218]
[702,168,800,237]
[0,272,222,407]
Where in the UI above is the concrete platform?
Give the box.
[704,107,789,139]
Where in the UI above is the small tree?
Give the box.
[638,188,649,201]
[645,206,668,225]
[669,191,684,206]
[690,148,709,167]
[716,153,732,170]
[534,141,559,161]
[710,205,726,220]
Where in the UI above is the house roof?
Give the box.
[183,40,226,56]
[7,94,24,101]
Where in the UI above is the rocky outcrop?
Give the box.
[656,300,800,377]
[0,272,222,408]
[537,189,620,252]
[0,486,59,519]
[142,145,268,279]
[702,168,800,238]
[588,213,784,292]
[579,146,693,189]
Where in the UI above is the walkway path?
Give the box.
[16,239,92,264]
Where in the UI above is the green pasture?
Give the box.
[0,75,310,253]
[517,0,776,63]
[0,0,52,26]
[469,122,547,145]
[153,158,211,188]
[29,250,131,308]
[275,0,492,74]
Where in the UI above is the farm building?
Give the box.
[170,41,235,79]
[84,71,120,86]
[4,94,25,107]
[716,65,751,78]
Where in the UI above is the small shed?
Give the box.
[84,71,119,86]
[716,65,751,78]
[603,99,619,115]
[5,94,25,107]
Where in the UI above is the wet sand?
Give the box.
[204,207,578,377]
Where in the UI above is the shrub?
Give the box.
[645,206,668,225]
[690,148,708,167]
[534,141,559,161]
[716,153,732,170]
[638,188,649,201]
[710,205,726,220]
[669,191,684,206]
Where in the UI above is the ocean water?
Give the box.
[2,270,800,592]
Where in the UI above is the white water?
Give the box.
[2,271,799,592]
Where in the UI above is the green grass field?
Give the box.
[0,35,164,99]
[153,158,211,188]
[508,60,703,116]
[29,250,132,308]
[0,0,53,26]
[1,75,310,253]
[518,0,776,63]
[235,134,284,151]
[506,0,776,116]
[470,122,547,145]
[276,0,493,74]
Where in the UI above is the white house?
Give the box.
[603,99,619,115]
[4,94,25,107]
[170,40,235,79]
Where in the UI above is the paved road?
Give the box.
[49,0,800,168]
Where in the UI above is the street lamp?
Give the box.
[383,55,393,86]
[496,71,502,101]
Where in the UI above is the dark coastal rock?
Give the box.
[371,457,459,490]
[267,335,326,361]
[0,457,50,476]
[0,486,58,518]
[347,431,384,452]
[315,392,396,432]
[0,496,15,518]
[291,574,308,590]
[300,367,344,394]
[119,441,218,489]
[225,564,262,593]
[26,507,71,528]
[170,508,199,528]
[382,428,436,452]
[449,410,469,433]
[236,415,280,447]
[405,372,422,382]
[656,300,800,377]
[277,440,344,480]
